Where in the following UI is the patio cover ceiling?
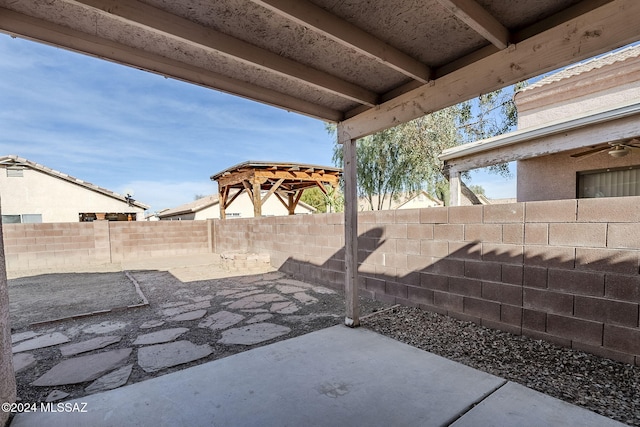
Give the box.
[1,1,640,141]
[2,0,640,326]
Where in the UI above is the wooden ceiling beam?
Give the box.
[261,178,285,204]
[251,0,431,83]
[436,0,509,49]
[254,169,340,183]
[68,0,378,107]
[0,7,343,122]
[342,0,640,140]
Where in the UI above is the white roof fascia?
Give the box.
[440,99,640,162]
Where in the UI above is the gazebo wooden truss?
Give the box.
[211,161,342,219]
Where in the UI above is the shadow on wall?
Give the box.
[278,227,640,365]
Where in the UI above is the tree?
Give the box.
[329,84,524,208]
[300,186,344,213]
[330,104,462,209]
[456,82,526,177]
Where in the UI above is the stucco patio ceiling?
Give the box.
[1,1,640,141]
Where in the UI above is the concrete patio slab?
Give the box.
[451,381,626,427]
[11,326,624,427]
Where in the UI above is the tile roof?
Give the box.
[520,44,640,93]
[0,155,150,209]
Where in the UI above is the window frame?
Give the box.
[576,165,640,199]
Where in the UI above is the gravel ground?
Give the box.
[363,305,640,426]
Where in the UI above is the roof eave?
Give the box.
[440,100,640,162]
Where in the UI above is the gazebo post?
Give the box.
[252,178,262,217]
[218,185,227,219]
[340,124,359,327]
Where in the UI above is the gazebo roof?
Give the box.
[210,161,342,182]
[211,161,341,219]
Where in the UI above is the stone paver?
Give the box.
[218,323,291,345]
[162,301,210,317]
[312,286,335,295]
[85,364,133,394]
[13,353,36,373]
[278,278,312,288]
[275,285,307,294]
[12,333,70,354]
[11,331,39,344]
[228,290,264,299]
[138,341,212,373]
[59,336,121,357]
[140,320,165,329]
[292,292,318,305]
[160,301,190,309]
[198,311,244,330]
[262,272,286,281]
[45,390,69,402]
[237,276,263,284]
[216,289,245,297]
[227,294,287,310]
[133,328,189,346]
[32,348,132,386]
[167,310,207,322]
[270,302,300,314]
[83,321,129,335]
[190,295,213,303]
[246,314,274,324]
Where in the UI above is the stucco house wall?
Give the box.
[515,46,640,202]
[0,163,146,223]
[518,149,640,202]
[159,192,313,221]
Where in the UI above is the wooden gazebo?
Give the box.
[211,161,342,219]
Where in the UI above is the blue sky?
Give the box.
[0,34,515,212]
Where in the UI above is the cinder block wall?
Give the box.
[215,197,640,366]
[2,221,211,271]
[108,221,209,262]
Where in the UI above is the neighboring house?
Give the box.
[440,44,640,204]
[358,191,443,211]
[357,190,508,210]
[158,193,315,221]
[0,155,149,223]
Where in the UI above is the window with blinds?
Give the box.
[577,166,640,198]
